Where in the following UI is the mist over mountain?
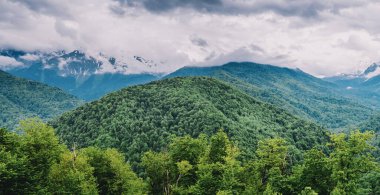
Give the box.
[0,49,161,100]
[325,62,380,109]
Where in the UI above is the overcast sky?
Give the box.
[1,0,380,76]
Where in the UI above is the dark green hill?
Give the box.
[166,62,373,129]
[0,70,83,129]
[52,77,328,167]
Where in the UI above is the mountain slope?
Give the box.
[0,70,83,129]
[51,77,328,167]
[1,49,161,100]
[166,62,373,129]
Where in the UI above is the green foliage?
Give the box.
[0,128,29,194]
[360,113,380,155]
[295,149,333,194]
[141,131,244,195]
[52,77,328,168]
[166,62,374,129]
[194,131,244,195]
[82,147,147,195]
[1,120,379,194]
[329,131,377,194]
[19,118,65,193]
[0,70,83,129]
[142,150,173,194]
[244,138,289,194]
[0,119,147,194]
[48,150,98,194]
[357,170,380,195]
[300,187,318,195]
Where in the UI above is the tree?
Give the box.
[300,187,318,195]
[141,151,173,194]
[19,118,65,193]
[48,149,98,194]
[169,135,207,188]
[82,147,147,195]
[244,138,288,194]
[329,131,377,194]
[194,130,243,195]
[0,128,29,194]
[298,149,333,194]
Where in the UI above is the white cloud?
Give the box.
[0,56,24,69]
[19,54,40,61]
[0,0,379,76]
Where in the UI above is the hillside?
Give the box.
[0,70,83,129]
[52,77,328,167]
[166,62,373,129]
[360,113,380,140]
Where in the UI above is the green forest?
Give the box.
[52,77,328,168]
[1,75,380,194]
[1,119,379,194]
[166,62,374,129]
[0,70,83,129]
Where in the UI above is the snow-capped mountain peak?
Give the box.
[362,62,380,79]
[0,49,162,77]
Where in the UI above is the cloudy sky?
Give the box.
[1,0,380,76]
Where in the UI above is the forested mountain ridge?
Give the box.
[4,50,374,128]
[52,77,328,168]
[0,70,83,129]
[166,62,374,129]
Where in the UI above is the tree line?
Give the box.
[1,119,379,194]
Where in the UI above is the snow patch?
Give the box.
[364,64,380,79]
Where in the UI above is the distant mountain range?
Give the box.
[2,48,380,130]
[0,70,83,129]
[325,62,380,87]
[324,62,380,109]
[0,49,161,100]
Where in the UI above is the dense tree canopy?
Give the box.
[0,119,146,194]
[1,119,379,194]
[52,77,328,168]
[0,70,83,129]
[166,62,374,129]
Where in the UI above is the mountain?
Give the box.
[51,77,328,167]
[325,62,380,109]
[0,49,161,100]
[0,70,83,129]
[325,62,380,87]
[165,62,373,129]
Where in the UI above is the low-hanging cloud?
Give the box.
[117,0,375,18]
[0,56,24,70]
[1,0,380,76]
